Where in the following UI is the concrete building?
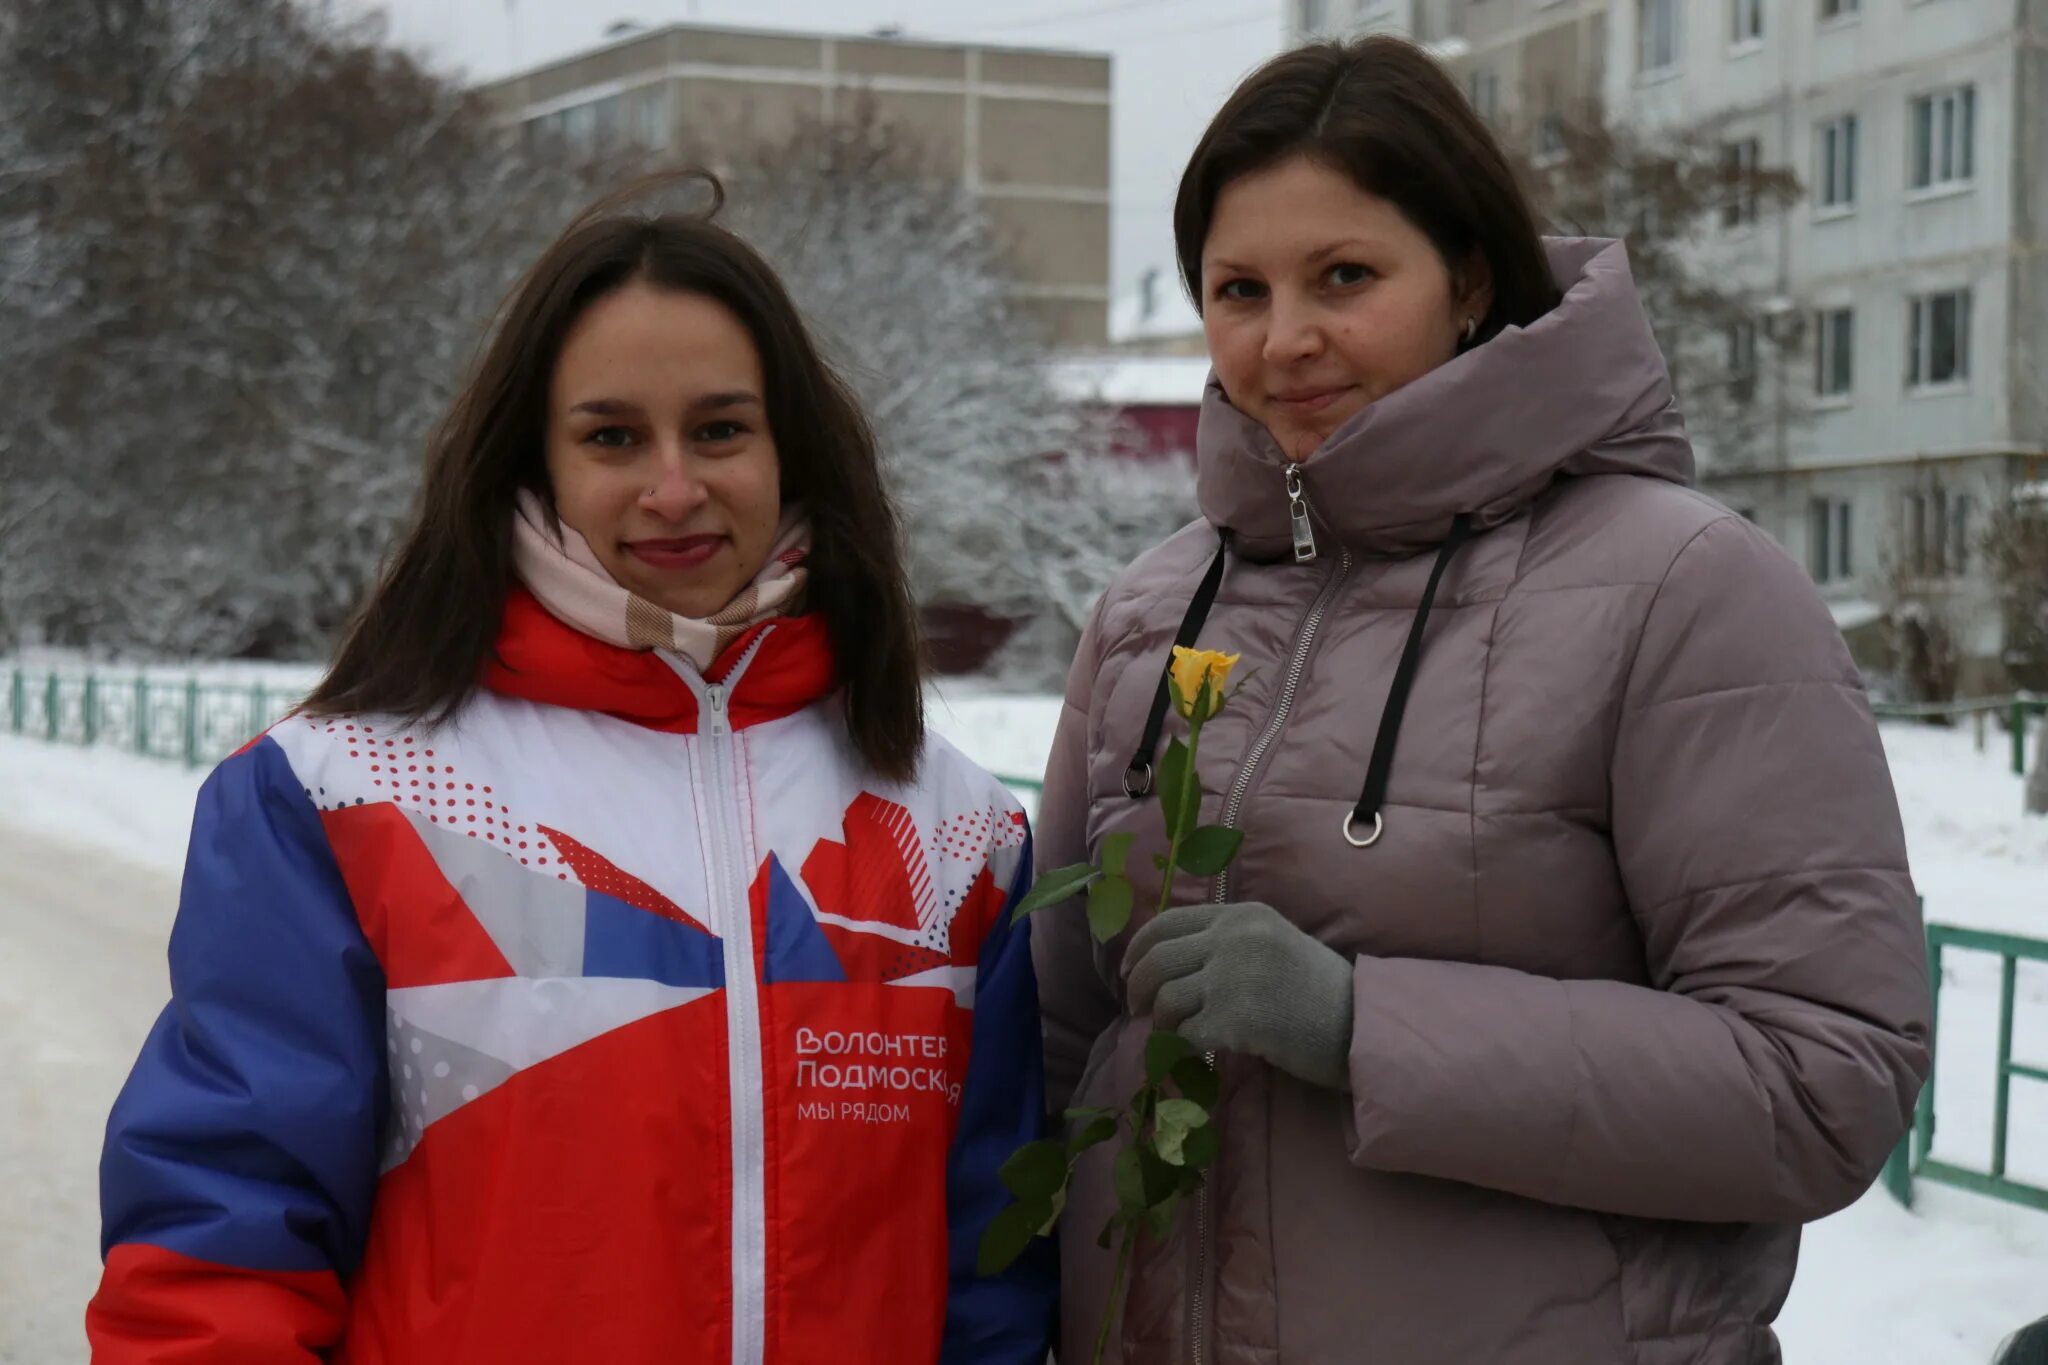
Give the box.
[476,22,1113,348]
[1293,0,2048,692]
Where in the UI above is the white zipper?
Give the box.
[658,636,770,1365]
[1187,473,1352,1365]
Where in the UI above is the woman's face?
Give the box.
[1200,155,1492,462]
[545,281,782,619]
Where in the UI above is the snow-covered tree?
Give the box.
[0,0,591,657]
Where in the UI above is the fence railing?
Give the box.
[6,664,307,768]
[5,661,1060,804]
[1869,692,2044,778]
[1882,921,2048,1214]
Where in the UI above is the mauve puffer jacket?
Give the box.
[1032,238,1931,1365]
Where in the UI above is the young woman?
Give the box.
[1033,38,1930,1364]
[88,176,1053,1364]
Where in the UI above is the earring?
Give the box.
[1461,316,1479,344]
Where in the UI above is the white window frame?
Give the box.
[1815,306,1854,400]
[1467,66,1500,124]
[1808,496,1854,583]
[1909,85,1976,194]
[1731,0,1764,47]
[1721,138,1761,232]
[1815,114,1858,214]
[1727,318,1759,401]
[1639,0,1682,76]
[1906,288,1972,391]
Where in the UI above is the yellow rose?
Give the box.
[1170,646,1241,721]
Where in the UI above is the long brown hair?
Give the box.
[303,172,926,780]
[1174,36,1560,345]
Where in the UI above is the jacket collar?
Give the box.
[1195,238,1695,561]
[480,585,836,734]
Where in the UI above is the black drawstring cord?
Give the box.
[1123,530,1231,798]
[1343,513,1474,848]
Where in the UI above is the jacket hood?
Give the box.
[1195,237,1694,560]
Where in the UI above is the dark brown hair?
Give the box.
[1174,36,1560,345]
[303,171,926,780]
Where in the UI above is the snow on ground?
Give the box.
[0,709,2043,1362]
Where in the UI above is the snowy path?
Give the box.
[1,718,2044,1361]
[0,825,175,1363]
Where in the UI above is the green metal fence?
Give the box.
[5,664,305,768]
[1869,693,2045,778]
[1882,922,2048,1213]
[3,661,1058,804]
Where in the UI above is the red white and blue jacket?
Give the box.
[89,588,1054,1364]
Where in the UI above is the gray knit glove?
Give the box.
[1122,902,1355,1092]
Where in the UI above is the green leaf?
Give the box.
[1037,1186,1068,1235]
[1111,1145,1147,1212]
[1100,831,1136,879]
[1086,873,1135,943]
[1154,1097,1208,1166]
[1166,672,1189,721]
[1175,825,1244,878]
[1010,863,1101,922]
[977,1200,1046,1276]
[1014,863,1104,919]
[1169,1055,1220,1109]
[997,1139,1069,1203]
[1144,1029,1194,1085]
[1068,1112,1118,1155]
[1136,1146,1179,1205]
[1152,854,1170,872]
[1180,1122,1222,1171]
[1145,1189,1183,1242]
[1157,737,1198,842]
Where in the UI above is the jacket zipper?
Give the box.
[1186,474,1352,1365]
[659,636,771,1365]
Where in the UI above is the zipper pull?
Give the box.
[1285,466,1319,564]
[703,683,731,738]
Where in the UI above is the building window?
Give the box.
[1536,113,1567,161]
[1810,497,1854,582]
[1727,319,1759,401]
[1721,138,1761,230]
[635,91,668,149]
[1907,487,1976,576]
[1815,307,1854,397]
[1298,0,1328,33]
[1467,67,1500,123]
[1639,0,1681,73]
[1732,0,1764,43]
[1910,86,1975,191]
[1820,0,1860,19]
[1816,114,1858,210]
[1907,289,1971,388]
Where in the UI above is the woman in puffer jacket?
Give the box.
[88,175,1053,1364]
[1033,38,1930,1365]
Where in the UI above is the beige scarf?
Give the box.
[511,490,811,672]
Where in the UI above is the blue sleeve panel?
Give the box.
[941,829,1058,1365]
[100,735,388,1276]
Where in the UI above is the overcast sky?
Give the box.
[346,0,1288,313]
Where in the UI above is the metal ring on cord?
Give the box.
[1342,810,1384,849]
[1123,763,1154,799]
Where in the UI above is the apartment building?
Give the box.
[477,22,1113,347]
[1293,0,2048,690]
